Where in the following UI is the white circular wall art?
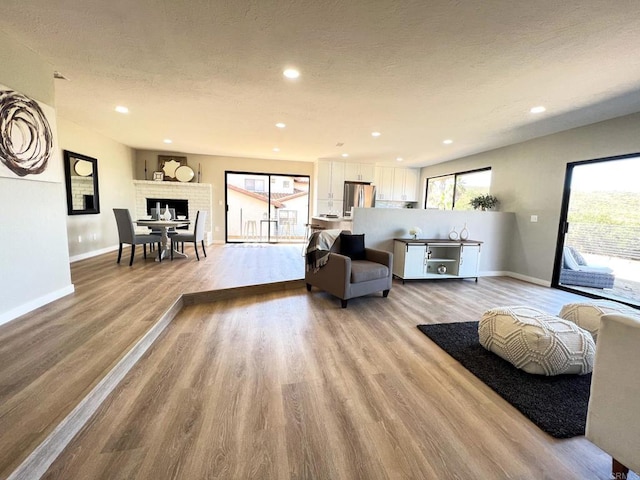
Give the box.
[175,165,195,182]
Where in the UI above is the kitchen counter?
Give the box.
[311,216,353,230]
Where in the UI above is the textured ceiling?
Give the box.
[2,1,640,167]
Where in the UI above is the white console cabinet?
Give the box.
[392,239,482,282]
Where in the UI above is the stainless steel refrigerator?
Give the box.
[343,181,376,216]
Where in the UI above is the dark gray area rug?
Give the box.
[417,321,591,438]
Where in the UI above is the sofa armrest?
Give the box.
[586,313,640,473]
[364,248,392,268]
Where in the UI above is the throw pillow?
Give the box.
[568,246,588,266]
[339,233,366,260]
[563,247,580,270]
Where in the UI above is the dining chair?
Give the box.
[113,208,162,265]
[170,210,208,260]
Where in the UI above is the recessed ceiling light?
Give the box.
[273,147,280,152]
[283,68,300,79]
[341,153,349,158]
[115,106,129,114]
[371,131,381,137]
[275,122,286,128]
[396,157,403,162]
[163,139,172,144]
[530,106,546,114]
[443,139,453,145]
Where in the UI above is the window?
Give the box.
[245,178,265,192]
[425,175,454,210]
[425,168,491,210]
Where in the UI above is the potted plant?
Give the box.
[470,194,498,211]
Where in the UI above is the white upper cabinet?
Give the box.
[331,161,345,199]
[316,160,345,200]
[345,162,375,182]
[404,168,420,202]
[374,167,395,200]
[392,168,420,202]
[316,160,333,199]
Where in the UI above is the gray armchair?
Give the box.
[305,232,392,308]
[113,208,162,265]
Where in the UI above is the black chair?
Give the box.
[171,211,208,260]
[113,208,162,265]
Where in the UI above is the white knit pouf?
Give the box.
[479,306,595,376]
[559,300,640,343]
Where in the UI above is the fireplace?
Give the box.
[134,180,213,244]
[146,198,189,218]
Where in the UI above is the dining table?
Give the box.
[135,218,191,261]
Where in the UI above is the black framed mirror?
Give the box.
[63,150,100,215]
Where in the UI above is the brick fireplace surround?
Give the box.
[133,180,213,244]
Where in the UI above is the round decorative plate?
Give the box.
[175,165,195,182]
[74,159,93,176]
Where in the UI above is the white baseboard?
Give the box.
[0,284,75,327]
[479,270,551,287]
[505,272,551,287]
[69,245,119,263]
[70,239,221,263]
[479,270,510,277]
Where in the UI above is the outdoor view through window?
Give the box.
[425,168,492,210]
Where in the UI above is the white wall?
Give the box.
[57,118,137,260]
[0,29,73,325]
[352,208,515,275]
[420,112,640,283]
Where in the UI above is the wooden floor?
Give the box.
[1,244,635,479]
[0,244,303,479]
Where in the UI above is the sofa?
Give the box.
[559,246,615,289]
[586,312,640,478]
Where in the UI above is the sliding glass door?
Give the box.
[225,172,310,243]
[554,154,640,307]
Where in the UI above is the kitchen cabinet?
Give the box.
[392,239,482,282]
[316,160,345,200]
[344,162,375,182]
[316,160,345,215]
[374,167,395,200]
[392,168,420,202]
